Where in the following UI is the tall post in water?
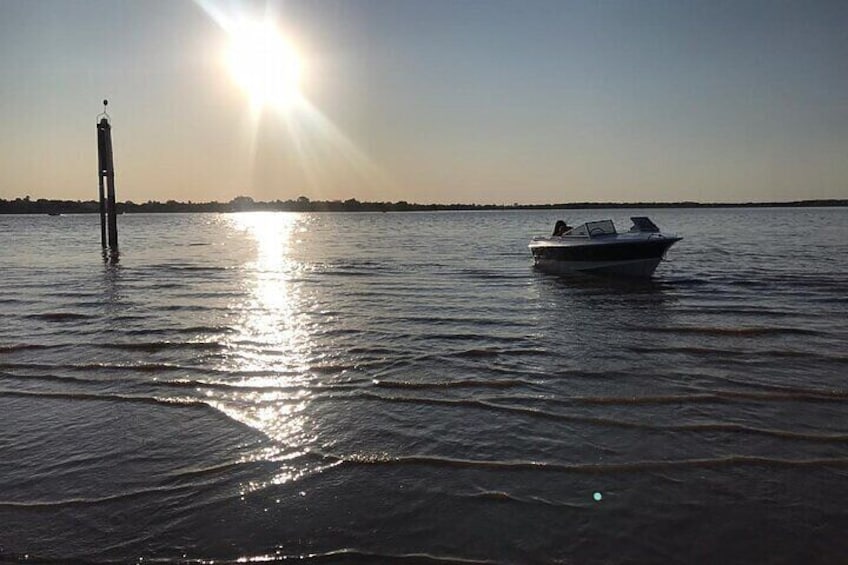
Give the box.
[96,100,118,250]
[97,122,107,248]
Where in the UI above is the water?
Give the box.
[1,208,847,564]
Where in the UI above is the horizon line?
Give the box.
[1,196,846,214]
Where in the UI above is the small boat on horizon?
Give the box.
[529,216,681,278]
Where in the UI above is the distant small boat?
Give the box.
[529,216,682,277]
[48,212,61,216]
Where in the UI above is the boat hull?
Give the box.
[529,237,680,278]
[533,256,664,277]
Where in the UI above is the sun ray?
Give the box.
[193,0,396,200]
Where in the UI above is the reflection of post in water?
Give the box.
[101,261,124,317]
[101,247,120,265]
[96,99,118,252]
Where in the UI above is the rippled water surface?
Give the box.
[1,208,847,563]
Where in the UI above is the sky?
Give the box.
[0,0,846,205]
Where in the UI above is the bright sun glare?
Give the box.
[226,20,303,111]
[195,0,391,195]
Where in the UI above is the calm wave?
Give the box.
[1,208,847,563]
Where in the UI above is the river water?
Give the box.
[1,208,847,563]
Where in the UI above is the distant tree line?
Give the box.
[0,195,845,214]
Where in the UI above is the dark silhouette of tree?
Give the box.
[0,197,844,215]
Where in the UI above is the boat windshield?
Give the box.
[570,220,616,237]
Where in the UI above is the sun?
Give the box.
[226,20,303,112]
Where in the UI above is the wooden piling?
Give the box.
[96,101,118,250]
[97,125,107,247]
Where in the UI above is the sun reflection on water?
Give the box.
[229,212,305,363]
[209,212,322,490]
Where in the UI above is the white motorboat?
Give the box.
[529,216,682,277]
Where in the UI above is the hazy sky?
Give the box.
[1,0,846,204]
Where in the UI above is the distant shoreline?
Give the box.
[1,197,845,215]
